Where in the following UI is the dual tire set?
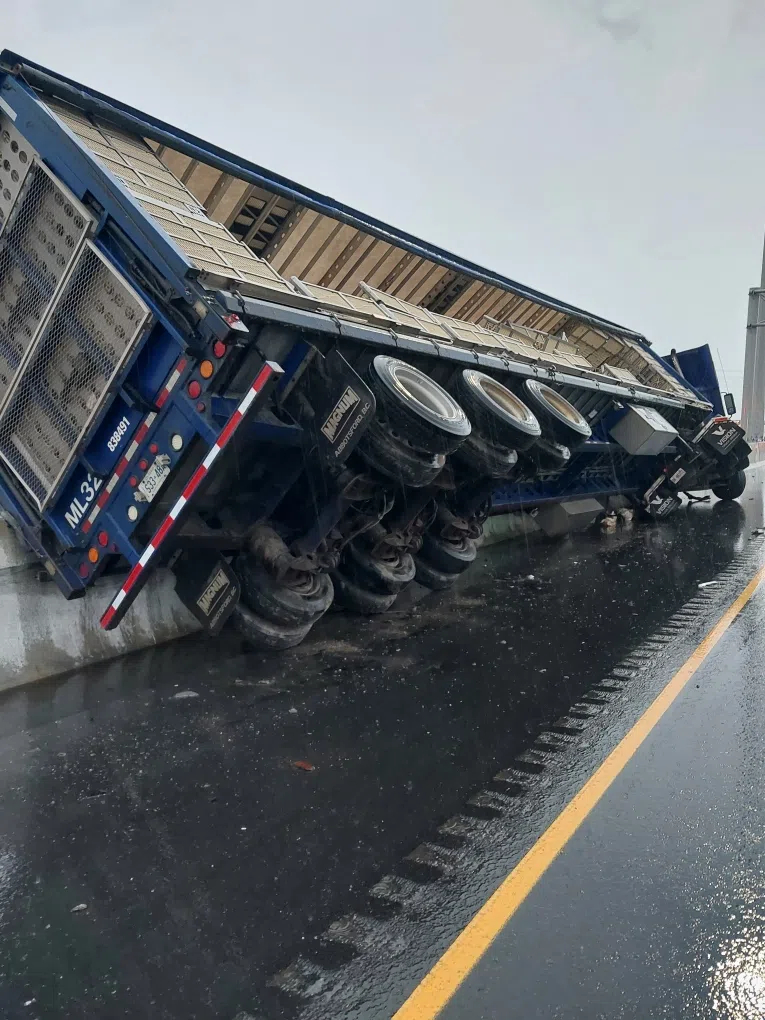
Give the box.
[236,356,593,648]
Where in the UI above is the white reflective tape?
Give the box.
[138,546,155,567]
[169,495,186,518]
[239,385,259,415]
[202,446,219,470]
[112,588,127,610]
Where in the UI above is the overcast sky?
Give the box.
[5,0,765,398]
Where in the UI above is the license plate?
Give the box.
[137,455,171,503]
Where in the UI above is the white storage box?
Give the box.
[610,404,678,456]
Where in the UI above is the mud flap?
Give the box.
[289,349,375,465]
[696,419,746,459]
[645,492,682,519]
[172,550,240,634]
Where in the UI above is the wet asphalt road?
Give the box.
[442,512,765,1019]
[441,575,765,1020]
[0,474,762,1020]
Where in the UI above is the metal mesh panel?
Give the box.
[603,364,640,384]
[0,242,149,508]
[0,114,37,235]
[291,279,393,324]
[132,175,197,207]
[131,183,199,210]
[100,127,164,165]
[0,162,92,410]
[161,220,207,245]
[43,102,314,300]
[99,158,146,189]
[193,219,238,242]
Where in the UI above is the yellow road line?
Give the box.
[392,565,765,1020]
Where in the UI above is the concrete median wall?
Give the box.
[0,523,198,692]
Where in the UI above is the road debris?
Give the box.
[600,512,617,533]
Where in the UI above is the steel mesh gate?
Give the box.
[0,147,150,510]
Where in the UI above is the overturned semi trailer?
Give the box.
[0,50,750,658]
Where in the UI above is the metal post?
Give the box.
[741,232,765,440]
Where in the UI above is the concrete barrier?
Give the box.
[0,522,198,691]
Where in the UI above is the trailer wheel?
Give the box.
[237,557,334,626]
[452,432,518,479]
[331,571,398,614]
[455,370,541,452]
[526,435,571,472]
[368,356,471,455]
[342,540,416,594]
[356,420,446,488]
[232,603,314,650]
[522,380,591,447]
[712,469,746,501]
[420,531,477,575]
[735,442,752,470]
[414,556,459,591]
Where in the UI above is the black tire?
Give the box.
[735,442,752,470]
[232,603,313,650]
[236,555,334,626]
[356,420,446,488]
[522,380,592,446]
[526,436,571,472]
[455,369,541,452]
[331,571,398,614]
[414,556,459,591]
[368,356,471,455]
[342,539,416,595]
[420,531,477,575]
[712,469,746,501]
[452,432,518,479]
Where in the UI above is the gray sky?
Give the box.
[5,0,765,398]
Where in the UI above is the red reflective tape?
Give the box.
[96,490,110,509]
[82,520,92,534]
[121,561,144,595]
[115,456,129,477]
[152,515,175,549]
[101,605,117,629]
[253,363,274,390]
[182,463,208,500]
[121,566,143,597]
[217,409,243,448]
[155,357,187,408]
[134,422,150,444]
